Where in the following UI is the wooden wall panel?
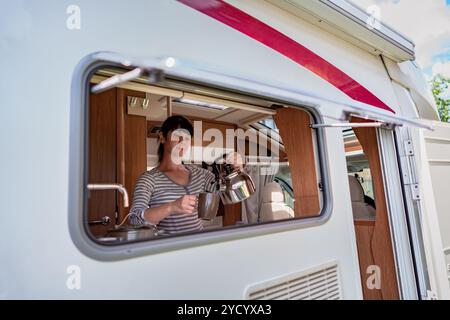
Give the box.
[354,221,383,300]
[117,89,148,221]
[352,117,400,300]
[88,88,117,236]
[273,108,320,217]
[222,202,242,227]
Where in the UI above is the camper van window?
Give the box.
[84,67,326,247]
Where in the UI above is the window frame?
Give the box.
[68,52,333,261]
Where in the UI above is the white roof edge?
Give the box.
[266,0,415,62]
[343,0,415,46]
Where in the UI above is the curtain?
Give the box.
[241,164,275,224]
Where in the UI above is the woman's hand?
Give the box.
[171,195,198,215]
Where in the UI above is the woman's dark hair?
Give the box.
[157,115,194,162]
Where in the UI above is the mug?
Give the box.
[197,192,220,221]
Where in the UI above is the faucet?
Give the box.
[87,183,129,207]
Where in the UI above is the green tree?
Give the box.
[431,74,450,122]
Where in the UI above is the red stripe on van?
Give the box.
[178,0,395,113]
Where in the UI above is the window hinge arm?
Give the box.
[91,67,164,94]
[310,122,394,129]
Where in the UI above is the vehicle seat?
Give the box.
[348,175,376,220]
[259,182,294,222]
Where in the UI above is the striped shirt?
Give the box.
[129,164,217,235]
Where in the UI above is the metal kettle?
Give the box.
[211,161,256,205]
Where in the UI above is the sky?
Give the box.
[350,0,450,81]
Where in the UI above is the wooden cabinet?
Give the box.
[116,89,148,221]
[87,87,117,236]
[87,88,147,236]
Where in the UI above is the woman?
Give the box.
[129,115,240,234]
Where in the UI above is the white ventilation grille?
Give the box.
[245,262,342,300]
